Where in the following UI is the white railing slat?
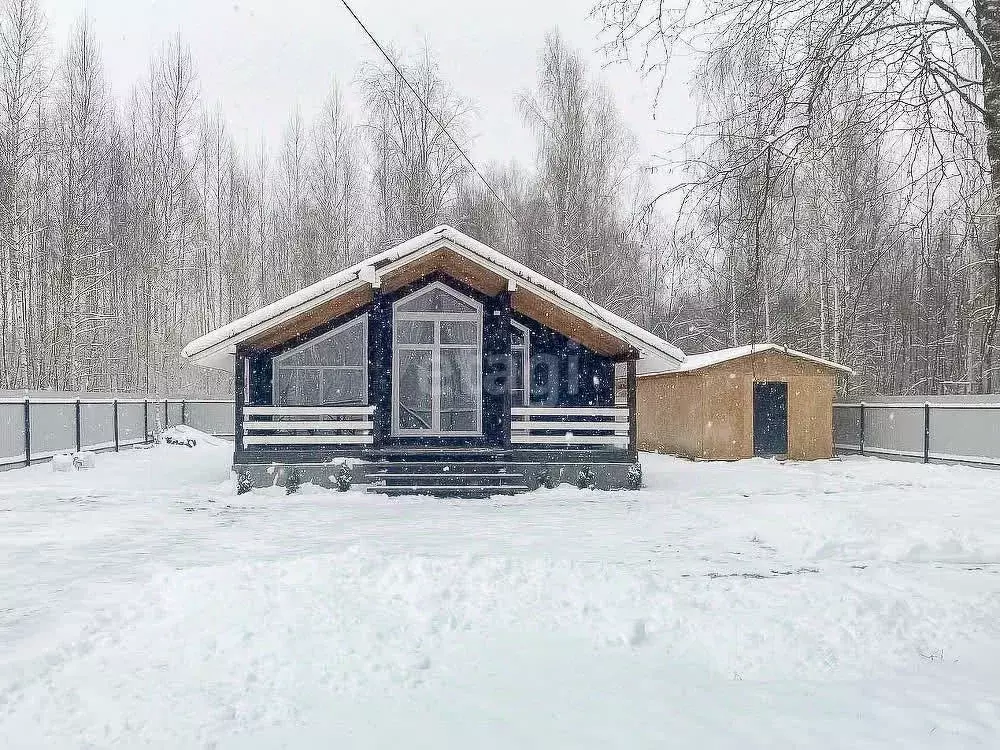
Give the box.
[509,420,629,433]
[243,420,372,431]
[243,405,375,416]
[244,435,375,445]
[511,406,627,418]
[510,434,629,446]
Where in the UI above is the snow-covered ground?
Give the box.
[1,434,999,748]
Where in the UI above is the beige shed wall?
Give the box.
[636,372,704,458]
[637,351,839,460]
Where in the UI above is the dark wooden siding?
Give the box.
[369,292,392,443]
[514,313,615,408]
[483,289,511,447]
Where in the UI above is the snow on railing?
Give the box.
[510,406,630,448]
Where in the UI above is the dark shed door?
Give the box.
[753,382,788,456]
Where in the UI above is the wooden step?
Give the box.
[366,484,530,497]
[365,472,524,479]
[360,461,534,496]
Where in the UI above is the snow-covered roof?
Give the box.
[182,225,686,371]
[638,343,852,377]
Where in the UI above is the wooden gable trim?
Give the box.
[378,240,643,359]
[378,247,508,297]
[511,288,633,358]
[244,285,374,350]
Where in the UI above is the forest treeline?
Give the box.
[0,0,994,396]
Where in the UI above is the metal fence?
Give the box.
[9,393,1000,470]
[834,400,1000,467]
[0,395,234,470]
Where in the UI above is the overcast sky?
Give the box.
[44,0,695,187]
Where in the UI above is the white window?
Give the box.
[511,320,530,406]
[272,316,368,406]
[392,281,483,435]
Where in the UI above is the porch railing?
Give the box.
[510,406,630,449]
[242,405,375,445]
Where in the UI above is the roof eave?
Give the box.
[182,278,370,366]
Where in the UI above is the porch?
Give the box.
[233,402,639,495]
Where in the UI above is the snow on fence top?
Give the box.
[182,225,686,371]
[637,343,852,377]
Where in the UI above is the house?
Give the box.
[182,226,685,495]
[635,344,852,460]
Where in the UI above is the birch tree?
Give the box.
[361,46,472,247]
[52,14,112,389]
[519,31,645,314]
[0,0,46,388]
[306,84,366,273]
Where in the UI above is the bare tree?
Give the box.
[51,14,112,389]
[519,30,645,314]
[0,0,46,388]
[360,45,472,247]
[597,0,1000,392]
[306,83,367,273]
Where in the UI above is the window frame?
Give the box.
[511,320,530,406]
[271,314,368,406]
[391,281,484,437]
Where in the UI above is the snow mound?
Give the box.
[50,454,74,472]
[161,424,229,448]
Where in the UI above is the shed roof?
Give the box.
[182,225,686,371]
[637,343,852,377]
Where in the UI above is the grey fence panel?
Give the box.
[149,401,167,433]
[166,401,183,428]
[834,400,1000,468]
[928,407,1000,464]
[185,401,235,436]
[833,405,861,450]
[864,405,924,457]
[0,393,235,471]
[28,402,76,457]
[0,403,25,463]
[80,402,114,450]
[117,402,146,445]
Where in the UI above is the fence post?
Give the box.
[181,399,186,425]
[859,402,865,456]
[113,399,119,452]
[143,399,149,443]
[164,398,168,428]
[23,397,30,467]
[75,399,82,453]
[923,402,931,464]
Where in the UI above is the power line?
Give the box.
[338,0,524,230]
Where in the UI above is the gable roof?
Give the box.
[182,225,686,371]
[637,343,852,377]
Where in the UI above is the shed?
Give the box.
[636,344,852,460]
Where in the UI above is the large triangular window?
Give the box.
[272,316,367,406]
[396,284,478,314]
